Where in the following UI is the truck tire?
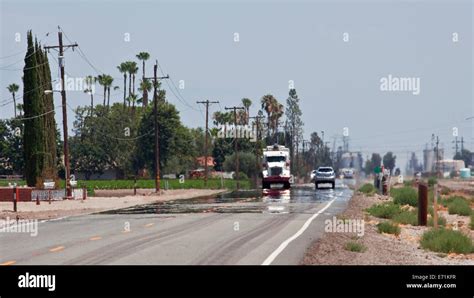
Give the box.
[315,183,319,190]
[331,182,335,189]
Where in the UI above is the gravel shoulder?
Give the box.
[0,189,226,221]
[302,192,474,265]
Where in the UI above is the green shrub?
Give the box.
[447,198,472,216]
[470,214,474,230]
[344,241,367,253]
[428,215,447,227]
[440,195,468,208]
[392,210,418,226]
[440,186,451,196]
[359,183,376,195]
[392,187,418,207]
[428,205,434,216]
[428,177,437,187]
[366,202,402,219]
[403,180,413,187]
[223,152,257,179]
[420,228,473,254]
[377,221,401,236]
[233,172,248,180]
[74,178,252,194]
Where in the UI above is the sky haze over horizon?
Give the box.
[1,0,472,171]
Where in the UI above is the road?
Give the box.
[0,180,354,265]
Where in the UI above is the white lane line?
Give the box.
[261,197,338,265]
[0,216,69,232]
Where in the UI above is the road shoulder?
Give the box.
[301,192,474,265]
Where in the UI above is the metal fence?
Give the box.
[31,189,85,201]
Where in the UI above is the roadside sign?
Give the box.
[398,175,403,184]
[43,180,55,190]
[374,166,381,174]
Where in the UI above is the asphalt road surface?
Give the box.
[0,179,354,265]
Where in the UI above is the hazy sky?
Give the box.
[1,0,472,171]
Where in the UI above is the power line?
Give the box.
[60,27,105,76]
[155,59,204,116]
[1,79,59,105]
[65,103,154,141]
[1,61,50,72]
[197,100,219,185]
[0,30,53,60]
[0,31,54,70]
[225,105,245,189]
[53,27,204,120]
[0,50,37,70]
[348,120,470,142]
[4,105,62,121]
[44,29,78,199]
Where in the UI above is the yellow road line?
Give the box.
[49,246,65,252]
[89,236,102,241]
[144,223,154,227]
[0,260,16,266]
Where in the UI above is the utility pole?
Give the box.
[45,29,78,199]
[197,100,219,186]
[302,139,311,176]
[144,61,169,193]
[225,106,245,189]
[453,136,460,155]
[435,135,440,178]
[249,115,264,188]
[461,137,464,152]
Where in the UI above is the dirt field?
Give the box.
[0,189,226,222]
[302,192,474,265]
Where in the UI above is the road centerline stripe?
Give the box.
[49,246,65,252]
[261,197,337,265]
[0,260,16,266]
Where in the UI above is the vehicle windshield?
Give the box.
[318,168,333,172]
[266,156,286,163]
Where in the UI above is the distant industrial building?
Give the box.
[436,159,465,174]
[338,152,363,173]
[423,148,444,173]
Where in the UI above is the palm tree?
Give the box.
[104,75,114,108]
[126,61,133,100]
[271,102,284,142]
[84,75,96,113]
[16,103,23,117]
[136,52,150,79]
[128,93,138,110]
[241,98,252,124]
[261,94,276,139]
[117,63,128,107]
[96,74,107,106]
[138,79,152,106]
[136,52,150,106]
[129,62,139,97]
[7,83,19,117]
[261,94,284,142]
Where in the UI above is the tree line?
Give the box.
[1,29,421,186]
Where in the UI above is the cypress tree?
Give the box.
[37,44,57,179]
[23,31,45,186]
